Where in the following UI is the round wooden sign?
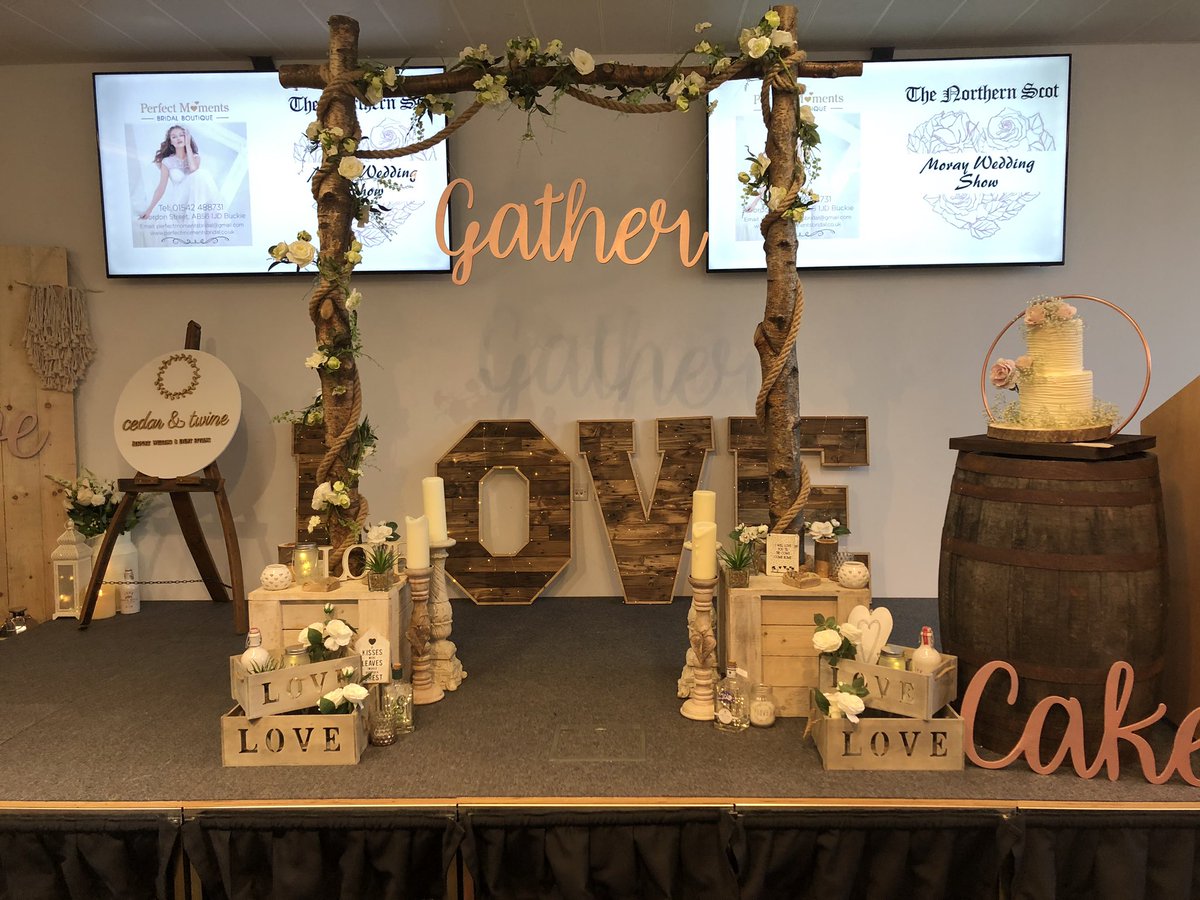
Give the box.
[113,350,241,477]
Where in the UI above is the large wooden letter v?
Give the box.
[578,417,714,604]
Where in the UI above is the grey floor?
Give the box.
[0,597,1194,804]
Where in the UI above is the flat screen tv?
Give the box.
[706,54,1070,271]
[94,69,450,277]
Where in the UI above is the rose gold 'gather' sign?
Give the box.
[434,178,708,285]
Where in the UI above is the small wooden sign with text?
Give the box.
[765,533,800,575]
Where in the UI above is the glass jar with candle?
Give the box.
[878,645,907,670]
[749,684,777,727]
[293,542,319,582]
[282,644,309,667]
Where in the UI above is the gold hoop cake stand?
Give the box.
[981,294,1151,443]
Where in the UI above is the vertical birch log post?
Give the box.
[756,4,811,535]
[307,17,370,568]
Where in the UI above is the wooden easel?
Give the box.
[79,322,247,632]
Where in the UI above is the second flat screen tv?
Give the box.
[94,69,451,277]
[706,55,1071,271]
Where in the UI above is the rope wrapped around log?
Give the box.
[753,51,811,534]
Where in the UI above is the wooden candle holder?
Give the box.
[680,575,719,721]
[405,566,444,705]
[429,537,466,691]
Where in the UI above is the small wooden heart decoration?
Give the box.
[847,604,892,666]
[368,636,378,646]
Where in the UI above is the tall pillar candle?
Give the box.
[691,521,717,580]
[406,515,431,569]
[422,476,448,543]
[692,490,716,528]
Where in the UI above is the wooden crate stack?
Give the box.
[221,652,367,767]
[811,647,963,771]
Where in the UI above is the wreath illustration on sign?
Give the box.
[155,353,201,401]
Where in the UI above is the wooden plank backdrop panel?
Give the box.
[437,420,572,604]
[291,423,329,545]
[579,417,713,604]
[729,416,864,530]
[0,246,76,622]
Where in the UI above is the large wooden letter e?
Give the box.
[579,418,713,604]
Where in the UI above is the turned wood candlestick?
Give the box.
[680,574,720,721]
[429,537,466,691]
[405,566,444,705]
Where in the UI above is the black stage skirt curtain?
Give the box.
[180,808,463,900]
[461,808,741,900]
[1010,810,1200,900]
[0,811,178,900]
[728,807,1018,900]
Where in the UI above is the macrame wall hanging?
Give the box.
[23,283,96,392]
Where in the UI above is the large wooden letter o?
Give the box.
[437,420,572,604]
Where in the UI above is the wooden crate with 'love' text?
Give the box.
[819,649,957,720]
[229,653,362,719]
[812,706,964,772]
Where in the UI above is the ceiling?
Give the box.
[2,0,1196,67]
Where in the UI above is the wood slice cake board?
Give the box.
[950,433,1156,461]
[986,422,1113,443]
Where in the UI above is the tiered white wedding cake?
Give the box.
[989,296,1115,434]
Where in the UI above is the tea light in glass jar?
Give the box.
[749,684,777,727]
[293,542,319,581]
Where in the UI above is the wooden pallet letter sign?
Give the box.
[579,417,713,604]
[729,416,867,528]
[437,420,572,604]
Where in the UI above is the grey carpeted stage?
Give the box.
[0,597,1195,805]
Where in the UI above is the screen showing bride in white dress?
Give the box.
[128,122,250,249]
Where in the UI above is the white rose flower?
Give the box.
[713,57,731,75]
[547,39,563,57]
[304,351,327,370]
[666,76,685,101]
[747,36,771,59]
[305,120,320,141]
[365,80,383,105]
[809,521,834,539]
[695,21,712,33]
[568,48,595,75]
[770,29,794,48]
[324,618,354,649]
[345,289,362,310]
[799,105,816,126]
[831,691,866,722]
[685,72,706,97]
[364,522,392,543]
[839,622,863,644]
[383,67,397,88]
[338,494,351,508]
[307,515,321,533]
[90,494,106,507]
[763,10,781,28]
[323,687,345,708]
[337,156,364,180]
[766,186,789,210]
[76,487,94,504]
[342,683,369,703]
[812,629,843,653]
[749,153,770,179]
[287,240,316,268]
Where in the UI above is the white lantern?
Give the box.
[49,522,93,620]
[293,542,320,582]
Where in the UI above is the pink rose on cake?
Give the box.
[1055,302,1077,320]
[1024,305,1046,326]
[990,358,1020,390]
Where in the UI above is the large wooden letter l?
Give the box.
[579,418,713,604]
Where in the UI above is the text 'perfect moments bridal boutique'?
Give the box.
[3,3,1200,898]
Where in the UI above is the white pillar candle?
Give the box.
[692,490,716,527]
[691,521,717,580]
[422,476,448,542]
[406,515,431,569]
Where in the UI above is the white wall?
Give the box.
[1,42,1197,601]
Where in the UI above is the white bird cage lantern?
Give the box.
[50,522,93,620]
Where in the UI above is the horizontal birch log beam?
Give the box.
[279,58,863,93]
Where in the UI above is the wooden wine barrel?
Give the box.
[938,450,1167,756]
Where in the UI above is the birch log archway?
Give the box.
[277,6,862,572]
